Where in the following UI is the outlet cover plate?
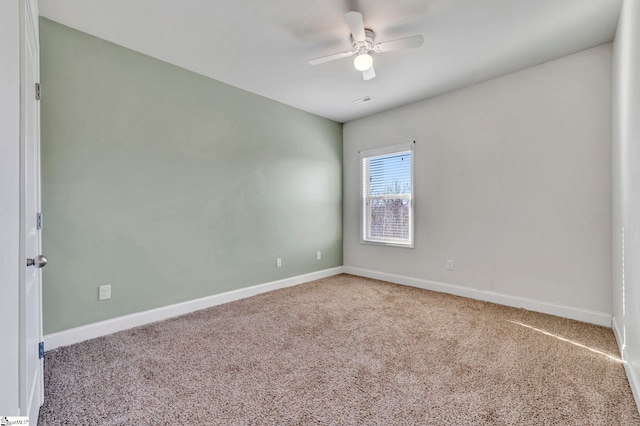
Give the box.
[99,284,111,300]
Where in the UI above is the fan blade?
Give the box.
[362,66,376,81]
[374,35,424,53]
[308,50,354,65]
[345,11,366,41]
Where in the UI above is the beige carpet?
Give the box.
[39,274,639,425]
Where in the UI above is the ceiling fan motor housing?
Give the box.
[352,29,376,53]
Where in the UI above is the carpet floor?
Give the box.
[40,274,639,425]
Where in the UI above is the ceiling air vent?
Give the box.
[353,96,374,106]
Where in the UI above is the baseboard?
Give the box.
[44,266,345,351]
[343,266,612,327]
[612,316,640,413]
[45,265,612,350]
[612,315,625,350]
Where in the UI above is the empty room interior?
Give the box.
[3,0,640,424]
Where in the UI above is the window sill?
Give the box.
[360,240,414,249]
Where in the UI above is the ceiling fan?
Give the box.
[308,11,424,81]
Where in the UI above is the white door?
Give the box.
[20,0,45,422]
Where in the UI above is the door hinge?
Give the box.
[35,83,41,100]
[39,342,44,359]
[37,212,42,230]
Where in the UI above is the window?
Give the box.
[360,143,414,247]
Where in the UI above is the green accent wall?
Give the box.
[39,19,343,334]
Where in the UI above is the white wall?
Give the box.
[344,44,612,322]
[612,0,640,408]
[0,0,21,415]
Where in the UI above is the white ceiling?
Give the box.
[39,0,621,123]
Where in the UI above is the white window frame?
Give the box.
[360,142,414,248]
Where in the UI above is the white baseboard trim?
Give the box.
[343,266,612,327]
[612,316,640,413]
[612,315,624,350]
[45,265,613,350]
[44,266,345,351]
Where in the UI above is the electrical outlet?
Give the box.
[99,284,111,300]
[317,251,322,260]
[447,260,454,271]
[276,258,282,268]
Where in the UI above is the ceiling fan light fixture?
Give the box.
[353,53,373,71]
[307,11,423,81]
